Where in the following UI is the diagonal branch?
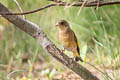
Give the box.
[0,1,120,15]
[0,2,99,80]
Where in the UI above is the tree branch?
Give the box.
[0,1,120,15]
[0,2,99,80]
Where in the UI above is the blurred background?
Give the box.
[0,0,120,80]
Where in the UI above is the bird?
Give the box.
[56,20,83,62]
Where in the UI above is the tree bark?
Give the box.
[0,2,99,80]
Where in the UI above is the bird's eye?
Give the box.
[60,22,64,25]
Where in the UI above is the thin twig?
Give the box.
[0,4,56,15]
[50,0,63,3]
[0,1,120,15]
[13,0,26,19]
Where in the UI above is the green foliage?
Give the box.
[40,68,57,79]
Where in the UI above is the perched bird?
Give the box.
[56,20,83,62]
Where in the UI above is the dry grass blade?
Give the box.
[13,0,26,19]
[77,0,87,16]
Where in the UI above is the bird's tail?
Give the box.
[74,49,83,62]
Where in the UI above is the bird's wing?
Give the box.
[72,31,80,55]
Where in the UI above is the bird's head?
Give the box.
[56,20,69,30]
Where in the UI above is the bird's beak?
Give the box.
[56,22,59,27]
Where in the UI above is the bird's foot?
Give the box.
[60,49,65,54]
[60,50,64,54]
[74,56,83,62]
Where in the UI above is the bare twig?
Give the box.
[0,4,56,15]
[50,0,63,3]
[0,1,120,15]
[0,2,99,80]
[13,0,26,19]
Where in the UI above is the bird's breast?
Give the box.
[59,31,77,51]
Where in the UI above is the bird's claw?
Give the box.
[60,48,65,54]
[74,56,83,62]
[60,50,64,54]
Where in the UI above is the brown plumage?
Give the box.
[56,20,83,62]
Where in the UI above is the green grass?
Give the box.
[0,0,120,79]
